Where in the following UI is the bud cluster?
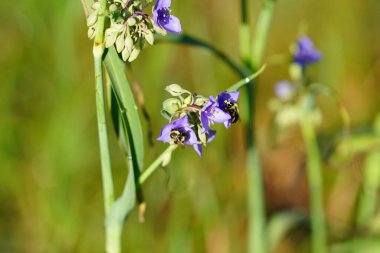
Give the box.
[87,0,181,62]
[158,84,240,156]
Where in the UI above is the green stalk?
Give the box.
[356,113,380,227]
[139,145,178,184]
[242,1,277,253]
[93,0,115,216]
[300,95,327,253]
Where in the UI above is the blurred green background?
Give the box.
[1,0,380,252]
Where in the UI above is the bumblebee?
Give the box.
[170,129,188,144]
[223,100,239,124]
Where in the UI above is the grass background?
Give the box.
[0,0,379,252]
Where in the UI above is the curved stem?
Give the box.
[139,145,178,184]
[158,34,249,78]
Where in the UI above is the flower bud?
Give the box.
[194,95,208,107]
[144,30,154,45]
[289,63,302,82]
[127,17,136,26]
[109,3,118,12]
[165,84,189,97]
[115,33,125,52]
[162,98,182,116]
[128,47,140,62]
[183,94,194,106]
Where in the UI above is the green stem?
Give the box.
[300,95,327,253]
[93,0,114,216]
[243,1,277,253]
[91,3,118,252]
[139,145,178,184]
[159,34,249,78]
[106,122,136,253]
[94,54,115,216]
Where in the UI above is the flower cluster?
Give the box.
[157,84,240,156]
[269,37,323,128]
[87,0,182,62]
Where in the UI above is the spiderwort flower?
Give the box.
[275,81,294,101]
[200,97,231,133]
[293,36,322,67]
[216,91,240,128]
[153,0,182,34]
[157,115,201,155]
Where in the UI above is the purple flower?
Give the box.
[293,36,322,67]
[157,115,201,155]
[153,0,182,34]
[275,81,294,100]
[200,96,231,133]
[216,91,240,128]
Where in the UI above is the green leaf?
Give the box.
[104,47,144,172]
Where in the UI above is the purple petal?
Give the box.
[161,15,182,34]
[211,107,231,123]
[298,37,314,51]
[207,129,216,143]
[157,123,173,142]
[172,115,189,128]
[294,36,322,66]
[224,120,231,129]
[228,90,240,102]
[154,0,171,10]
[153,11,159,25]
[201,100,213,113]
[193,144,202,156]
[200,112,210,133]
[217,91,239,106]
[184,128,198,145]
[275,81,293,99]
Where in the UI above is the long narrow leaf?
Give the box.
[104,48,144,171]
[104,48,145,206]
